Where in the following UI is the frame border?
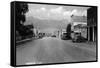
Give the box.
[10,1,98,67]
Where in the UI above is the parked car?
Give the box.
[38,33,45,39]
[61,33,71,40]
[72,32,87,42]
[51,35,56,37]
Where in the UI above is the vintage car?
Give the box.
[61,33,71,40]
[51,35,56,37]
[72,32,87,42]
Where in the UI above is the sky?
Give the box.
[26,3,90,22]
[25,4,90,31]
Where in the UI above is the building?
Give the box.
[71,15,87,38]
[87,7,97,42]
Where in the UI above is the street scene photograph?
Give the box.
[15,2,97,65]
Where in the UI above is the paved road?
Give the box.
[16,37,96,65]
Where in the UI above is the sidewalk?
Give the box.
[16,37,37,45]
[81,41,96,48]
[71,41,97,52]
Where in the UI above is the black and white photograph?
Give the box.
[11,1,97,66]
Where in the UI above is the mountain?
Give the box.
[24,16,70,31]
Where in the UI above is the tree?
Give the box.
[66,23,71,33]
[66,23,72,39]
[15,2,34,39]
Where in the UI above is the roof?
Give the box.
[72,16,87,23]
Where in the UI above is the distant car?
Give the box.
[72,32,87,42]
[38,33,44,39]
[61,33,71,40]
[51,35,56,37]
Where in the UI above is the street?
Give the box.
[16,37,96,65]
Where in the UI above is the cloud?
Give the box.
[50,7,63,14]
[26,6,87,21]
[41,7,46,11]
[71,9,87,16]
[71,9,77,15]
[63,11,72,16]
